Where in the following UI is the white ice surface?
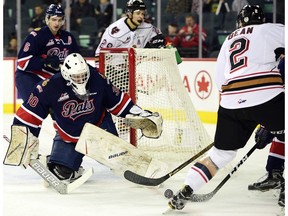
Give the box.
[2,114,285,216]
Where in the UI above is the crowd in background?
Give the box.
[3,0,284,58]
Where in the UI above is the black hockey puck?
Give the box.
[164,189,173,199]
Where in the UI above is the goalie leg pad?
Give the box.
[50,134,84,171]
[3,125,39,167]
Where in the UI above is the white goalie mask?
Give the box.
[61,53,90,97]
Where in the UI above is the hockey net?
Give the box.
[99,48,212,163]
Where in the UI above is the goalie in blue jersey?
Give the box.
[6,53,163,182]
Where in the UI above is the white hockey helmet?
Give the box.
[61,53,90,96]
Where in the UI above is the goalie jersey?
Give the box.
[17,26,80,79]
[13,65,135,142]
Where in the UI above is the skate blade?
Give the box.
[162,208,174,215]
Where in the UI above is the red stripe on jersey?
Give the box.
[109,93,131,116]
[269,140,285,157]
[17,56,32,70]
[16,106,43,127]
[191,166,209,183]
[53,122,78,143]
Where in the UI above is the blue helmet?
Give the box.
[45,4,65,25]
[46,4,65,18]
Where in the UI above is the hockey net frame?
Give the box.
[99,48,212,163]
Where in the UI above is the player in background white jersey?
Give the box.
[168,5,284,211]
[94,0,165,68]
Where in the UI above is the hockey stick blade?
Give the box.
[124,143,213,186]
[190,143,258,202]
[66,168,94,193]
[29,158,94,194]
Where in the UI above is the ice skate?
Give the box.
[248,170,283,191]
[278,179,285,207]
[168,185,193,210]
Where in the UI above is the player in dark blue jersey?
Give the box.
[12,53,163,181]
[16,4,80,101]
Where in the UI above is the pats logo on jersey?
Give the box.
[61,99,95,120]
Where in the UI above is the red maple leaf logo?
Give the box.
[197,75,209,92]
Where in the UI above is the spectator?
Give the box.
[95,0,113,30]
[178,14,207,56]
[232,0,249,13]
[94,0,113,46]
[5,33,18,57]
[70,0,95,34]
[165,23,180,47]
[204,0,230,14]
[28,4,46,32]
[165,0,191,18]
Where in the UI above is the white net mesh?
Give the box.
[100,48,212,164]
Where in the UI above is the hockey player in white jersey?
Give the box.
[94,0,165,67]
[167,5,284,211]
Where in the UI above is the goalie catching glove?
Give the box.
[3,125,39,168]
[124,106,163,139]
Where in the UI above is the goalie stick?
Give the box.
[124,142,213,186]
[3,135,94,194]
[189,142,258,202]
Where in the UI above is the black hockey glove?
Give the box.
[144,34,166,48]
[42,55,60,71]
[274,47,285,61]
[255,126,274,149]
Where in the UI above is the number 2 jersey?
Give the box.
[215,23,284,109]
[13,65,135,142]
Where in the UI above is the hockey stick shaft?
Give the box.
[190,142,258,202]
[124,142,214,186]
